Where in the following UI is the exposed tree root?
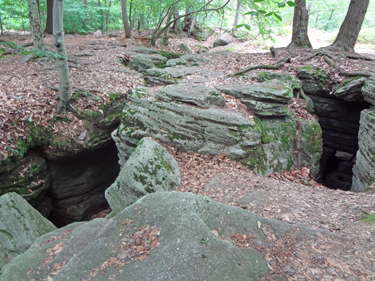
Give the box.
[230,54,291,76]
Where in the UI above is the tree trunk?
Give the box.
[172,9,182,33]
[53,0,71,113]
[27,0,46,51]
[330,0,369,52]
[288,0,312,48]
[44,0,54,34]
[162,8,173,45]
[121,0,131,37]
[129,0,133,30]
[232,0,242,31]
[82,0,87,3]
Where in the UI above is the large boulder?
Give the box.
[0,192,56,269]
[113,85,321,176]
[112,86,262,167]
[0,192,272,280]
[213,38,231,47]
[105,137,181,213]
[217,80,293,117]
[362,76,375,106]
[352,109,375,192]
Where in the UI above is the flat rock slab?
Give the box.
[217,80,293,104]
[217,80,293,117]
[1,191,343,281]
[105,137,180,213]
[157,83,226,108]
[334,77,367,102]
[0,192,57,269]
[113,87,261,166]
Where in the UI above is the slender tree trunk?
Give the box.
[288,0,312,48]
[27,0,46,51]
[0,11,3,35]
[172,9,182,33]
[330,0,369,52]
[53,0,71,113]
[232,0,242,32]
[129,0,133,30]
[82,0,87,3]
[44,0,54,34]
[121,0,131,37]
[162,8,173,45]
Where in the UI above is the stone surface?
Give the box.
[352,109,375,192]
[1,191,308,281]
[145,66,198,86]
[251,71,302,90]
[132,47,160,55]
[362,76,375,106]
[113,86,321,176]
[217,80,293,117]
[297,66,329,96]
[334,77,367,102]
[124,53,168,73]
[156,83,226,108]
[93,30,102,36]
[113,87,262,168]
[0,192,56,269]
[213,38,231,47]
[105,137,180,214]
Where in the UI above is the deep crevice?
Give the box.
[309,95,369,190]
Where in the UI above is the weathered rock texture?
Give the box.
[217,80,293,117]
[0,191,336,281]
[113,83,321,176]
[0,97,123,226]
[106,137,180,213]
[298,67,373,191]
[0,192,56,270]
[352,109,375,192]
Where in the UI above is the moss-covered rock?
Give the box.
[0,151,50,205]
[352,109,375,192]
[0,192,56,270]
[362,76,375,106]
[252,71,302,90]
[217,80,293,117]
[297,66,329,95]
[105,137,181,213]
[113,87,262,167]
[334,77,367,102]
[157,83,226,108]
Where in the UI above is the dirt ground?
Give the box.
[1,30,375,280]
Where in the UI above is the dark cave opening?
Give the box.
[309,95,369,191]
[36,141,120,227]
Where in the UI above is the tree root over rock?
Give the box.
[230,54,291,76]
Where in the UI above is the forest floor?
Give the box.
[1,30,375,280]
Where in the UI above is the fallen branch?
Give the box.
[230,55,291,76]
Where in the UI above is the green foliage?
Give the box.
[361,214,375,223]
